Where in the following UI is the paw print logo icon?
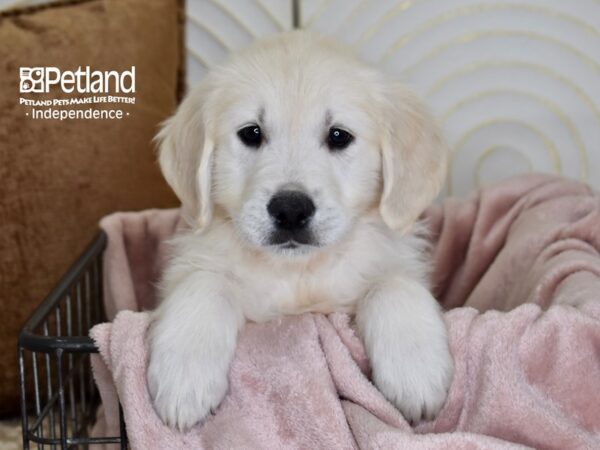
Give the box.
[20,67,45,93]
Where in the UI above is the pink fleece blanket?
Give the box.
[90,175,600,449]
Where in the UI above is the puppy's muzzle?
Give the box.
[267,190,316,246]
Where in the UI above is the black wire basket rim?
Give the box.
[18,230,107,354]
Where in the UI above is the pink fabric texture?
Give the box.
[90,175,600,449]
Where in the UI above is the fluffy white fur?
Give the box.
[147,31,454,431]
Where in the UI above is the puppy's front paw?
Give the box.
[372,343,454,424]
[147,346,229,431]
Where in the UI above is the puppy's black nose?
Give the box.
[267,190,316,231]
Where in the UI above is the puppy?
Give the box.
[147,31,453,431]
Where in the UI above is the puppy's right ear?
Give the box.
[156,84,215,230]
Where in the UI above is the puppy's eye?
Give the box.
[237,125,262,148]
[327,127,354,151]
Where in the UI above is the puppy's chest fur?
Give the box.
[234,256,370,320]
[169,218,428,322]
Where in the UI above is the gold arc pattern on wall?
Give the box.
[447,118,562,194]
[427,60,600,148]
[385,30,600,75]
[341,1,599,194]
[418,57,597,194]
[439,88,587,180]
[474,145,534,186]
[357,2,600,49]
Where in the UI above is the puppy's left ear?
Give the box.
[379,84,447,233]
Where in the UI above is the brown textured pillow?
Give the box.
[0,0,184,415]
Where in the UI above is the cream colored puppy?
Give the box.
[148,31,453,431]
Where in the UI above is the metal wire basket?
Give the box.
[18,231,128,449]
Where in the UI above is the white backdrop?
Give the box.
[3,0,599,197]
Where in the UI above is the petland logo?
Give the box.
[19,66,136,120]
[20,66,135,94]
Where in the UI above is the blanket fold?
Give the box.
[91,175,600,449]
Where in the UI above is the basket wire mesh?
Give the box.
[18,231,127,449]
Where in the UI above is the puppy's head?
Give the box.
[157,32,446,256]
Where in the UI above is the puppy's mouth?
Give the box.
[267,229,318,251]
[279,241,300,250]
